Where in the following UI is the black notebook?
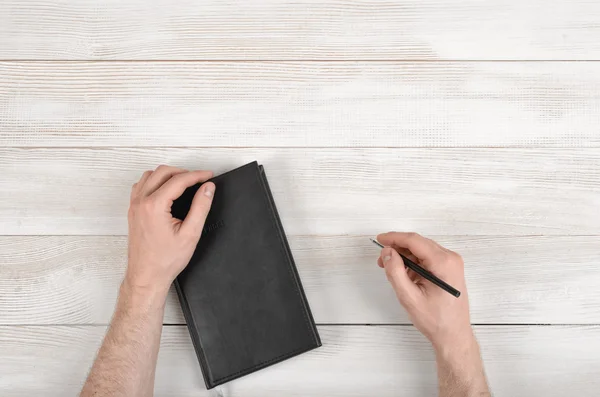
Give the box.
[171,161,321,389]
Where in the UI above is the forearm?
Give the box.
[80,280,168,397]
[434,332,491,397]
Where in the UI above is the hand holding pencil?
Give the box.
[374,232,474,352]
[371,238,460,297]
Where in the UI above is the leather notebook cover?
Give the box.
[171,161,321,389]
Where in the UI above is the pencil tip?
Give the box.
[369,238,384,248]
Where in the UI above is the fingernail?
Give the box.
[204,183,214,197]
[383,255,391,263]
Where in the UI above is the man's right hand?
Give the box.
[376,231,473,350]
[376,231,490,397]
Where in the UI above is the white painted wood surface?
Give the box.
[1,235,599,325]
[0,148,598,235]
[1,0,600,60]
[2,325,599,397]
[2,0,600,395]
[2,62,600,147]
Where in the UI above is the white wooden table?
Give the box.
[1,1,600,396]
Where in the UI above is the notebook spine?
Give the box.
[173,278,215,388]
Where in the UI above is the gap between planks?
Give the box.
[2,324,597,327]
[3,59,600,62]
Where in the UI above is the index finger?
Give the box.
[153,170,213,203]
[376,232,445,262]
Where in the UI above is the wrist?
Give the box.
[120,275,170,311]
[433,328,478,364]
[434,338,482,382]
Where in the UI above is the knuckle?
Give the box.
[448,250,463,262]
[155,164,168,172]
[385,266,403,284]
[141,197,158,212]
[431,251,447,265]
[386,272,400,290]
[443,251,463,266]
[128,198,140,213]
[384,266,394,281]
[441,253,454,265]
[130,197,142,207]
[129,198,142,213]
[172,172,186,181]
[405,232,419,241]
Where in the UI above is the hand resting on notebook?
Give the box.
[81,165,215,397]
[125,166,215,295]
[376,232,491,397]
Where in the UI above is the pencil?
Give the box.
[370,238,461,298]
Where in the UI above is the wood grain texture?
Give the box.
[0,148,599,236]
[1,235,599,325]
[1,0,600,60]
[2,62,600,147]
[2,325,599,396]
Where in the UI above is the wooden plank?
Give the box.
[1,1,600,60]
[1,235,598,325]
[1,325,599,396]
[1,62,600,147]
[0,148,599,236]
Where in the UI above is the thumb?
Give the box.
[180,182,215,238]
[381,247,420,304]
